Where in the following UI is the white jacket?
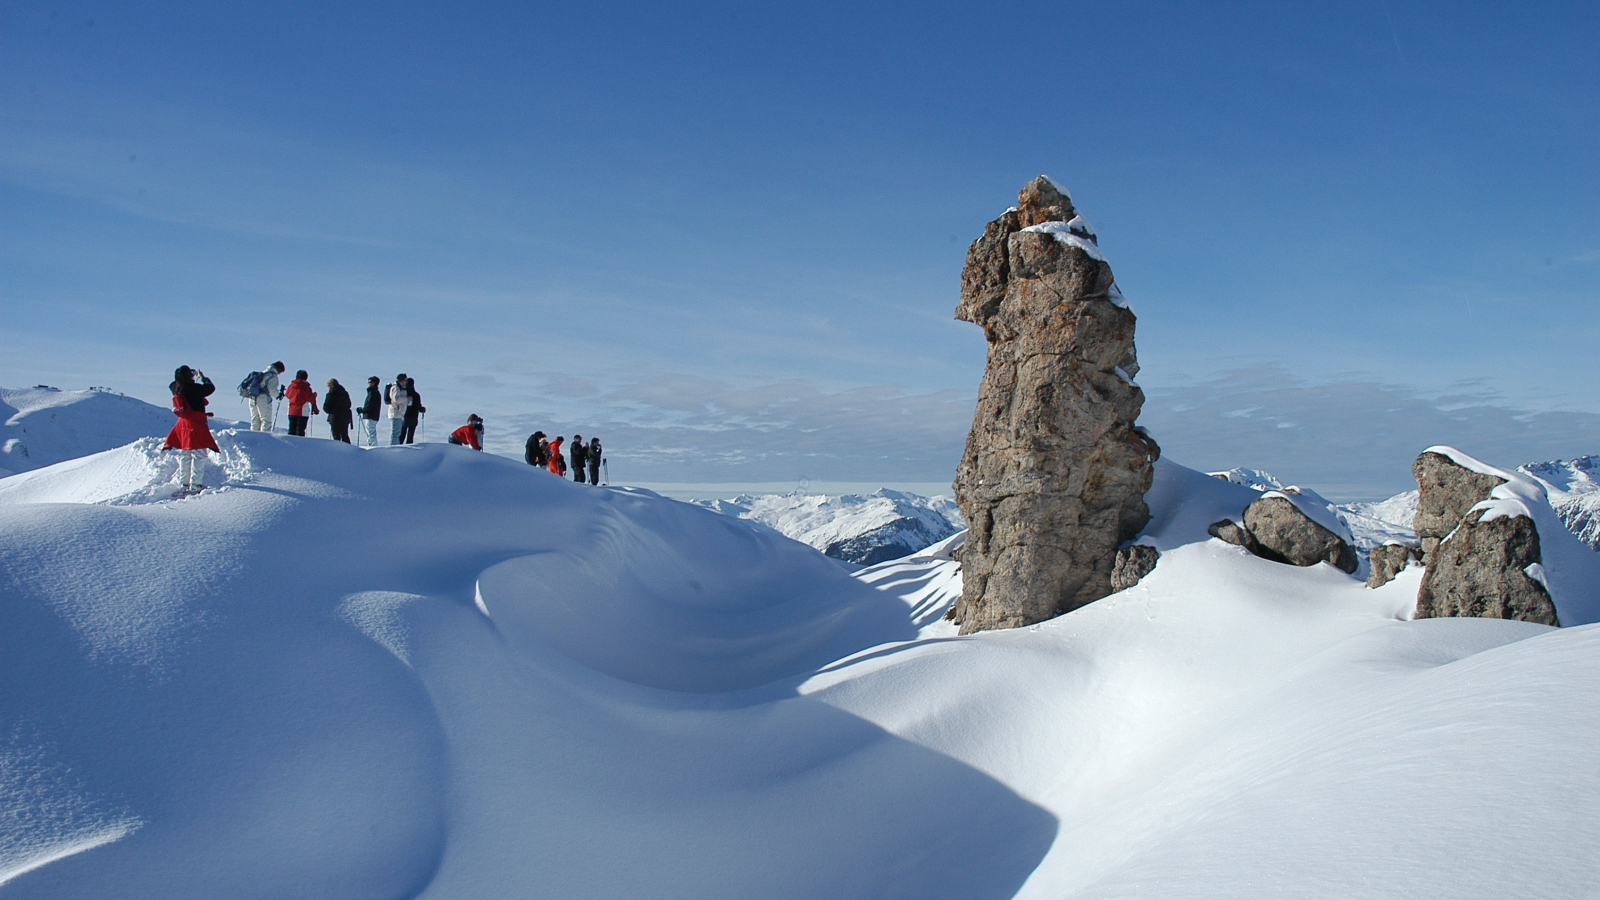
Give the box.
[259,366,281,400]
[386,383,411,419]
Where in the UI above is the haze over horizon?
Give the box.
[4,1,1597,499]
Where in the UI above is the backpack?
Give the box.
[238,371,266,399]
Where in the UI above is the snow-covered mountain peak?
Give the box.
[690,488,965,565]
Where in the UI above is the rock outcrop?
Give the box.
[1110,545,1159,592]
[949,176,1157,633]
[1412,450,1505,564]
[1408,448,1559,625]
[1242,495,1359,573]
[1415,509,1557,624]
[1366,542,1419,588]
[1207,494,1358,574]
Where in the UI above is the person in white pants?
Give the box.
[386,373,412,445]
[249,362,286,431]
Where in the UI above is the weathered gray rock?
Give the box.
[1415,509,1558,625]
[949,177,1158,634]
[1207,518,1254,549]
[1241,495,1359,574]
[1111,545,1159,592]
[1366,542,1419,588]
[1412,451,1505,564]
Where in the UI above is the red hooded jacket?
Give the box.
[547,437,566,475]
[284,378,319,416]
[163,378,220,452]
[450,424,483,450]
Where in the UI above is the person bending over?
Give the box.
[448,414,484,450]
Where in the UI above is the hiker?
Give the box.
[283,370,320,437]
[547,436,567,476]
[570,434,588,483]
[386,373,411,445]
[524,431,548,467]
[448,414,484,450]
[358,377,382,446]
[587,437,602,485]
[244,362,285,431]
[324,378,353,444]
[163,365,219,495]
[401,377,424,444]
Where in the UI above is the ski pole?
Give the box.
[602,459,609,485]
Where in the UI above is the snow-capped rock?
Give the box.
[690,489,965,565]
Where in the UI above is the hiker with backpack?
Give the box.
[324,378,353,443]
[547,436,567,476]
[385,374,412,445]
[401,377,424,444]
[358,377,382,446]
[283,370,320,437]
[448,414,484,450]
[570,435,588,483]
[524,431,548,467]
[587,437,603,485]
[164,366,219,496]
[240,362,285,431]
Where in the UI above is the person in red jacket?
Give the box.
[448,414,484,450]
[546,436,567,476]
[163,365,220,496]
[283,370,320,437]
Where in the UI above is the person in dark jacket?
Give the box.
[587,437,602,485]
[358,376,382,447]
[570,434,588,482]
[401,377,424,444]
[524,431,547,467]
[324,379,353,443]
[163,365,219,495]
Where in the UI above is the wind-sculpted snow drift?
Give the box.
[2,435,1600,898]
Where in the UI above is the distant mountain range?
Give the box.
[690,489,965,565]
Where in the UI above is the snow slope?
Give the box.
[0,386,213,478]
[691,489,965,565]
[2,441,1599,898]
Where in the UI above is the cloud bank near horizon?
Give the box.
[460,365,1600,501]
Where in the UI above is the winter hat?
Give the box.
[174,365,193,381]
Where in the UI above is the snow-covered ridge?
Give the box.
[690,488,965,565]
[3,439,1600,896]
[0,385,199,478]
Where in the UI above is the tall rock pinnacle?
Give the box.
[950,176,1159,634]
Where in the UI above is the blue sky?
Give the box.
[3,1,1597,498]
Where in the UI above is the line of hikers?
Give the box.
[162,362,605,494]
[238,362,429,447]
[524,431,604,485]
